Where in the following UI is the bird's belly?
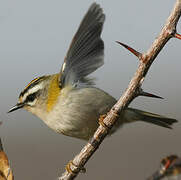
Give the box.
[45,87,117,140]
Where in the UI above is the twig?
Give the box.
[0,138,14,180]
[147,155,181,180]
[59,1,181,179]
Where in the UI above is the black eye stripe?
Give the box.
[25,91,39,102]
[26,93,36,102]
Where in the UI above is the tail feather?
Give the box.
[129,108,178,129]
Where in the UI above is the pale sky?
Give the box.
[0,0,181,180]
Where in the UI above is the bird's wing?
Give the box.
[59,3,105,88]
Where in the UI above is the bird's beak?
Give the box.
[7,103,25,113]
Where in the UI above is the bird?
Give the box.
[8,3,177,140]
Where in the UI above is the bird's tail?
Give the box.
[125,108,178,129]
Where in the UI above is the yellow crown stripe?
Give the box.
[24,77,40,90]
[47,74,60,112]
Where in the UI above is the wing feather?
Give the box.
[60,3,105,88]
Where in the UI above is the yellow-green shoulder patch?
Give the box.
[47,74,60,112]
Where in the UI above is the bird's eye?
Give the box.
[26,93,36,102]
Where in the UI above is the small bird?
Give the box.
[8,3,177,140]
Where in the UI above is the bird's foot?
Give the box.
[65,160,86,175]
[99,114,110,129]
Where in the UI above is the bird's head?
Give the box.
[8,75,55,117]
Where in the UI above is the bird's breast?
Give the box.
[45,87,118,139]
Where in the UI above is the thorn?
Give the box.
[139,90,164,99]
[174,33,181,40]
[116,41,142,59]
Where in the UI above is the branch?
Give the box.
[147,155,181,180]
[0,138,14,180]
[59,1,181,179]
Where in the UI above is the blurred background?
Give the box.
[0,0,181,179]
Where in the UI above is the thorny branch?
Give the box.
[59,0,181,179]
[147,155,181,180]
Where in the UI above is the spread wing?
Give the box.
[59,3,105,88]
